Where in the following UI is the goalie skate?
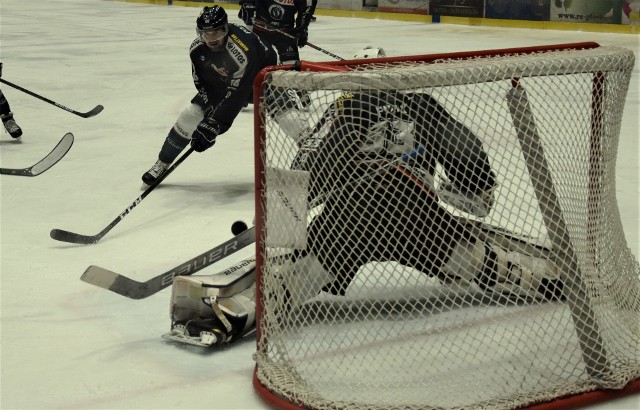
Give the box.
[162,258,257,348]
[162,320,256,347]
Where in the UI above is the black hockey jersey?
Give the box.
[254,0,317,33]
[190,23,277,134]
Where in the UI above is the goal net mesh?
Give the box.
[252,44,639,410]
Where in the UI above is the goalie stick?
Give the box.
[0,133,74,177]
[0,78,103,118]
[50,148,194,245]
[80,225,255,299]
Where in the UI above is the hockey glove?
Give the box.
[296,28,308,48]
[238,0,255,26]
[191,117,221,152]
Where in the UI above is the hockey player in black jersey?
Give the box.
[238,0,317,63]
[141,5,278,185]
[238,0,317,108]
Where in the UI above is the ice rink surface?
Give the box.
[0,1,638,408]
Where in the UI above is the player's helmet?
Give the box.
[196,6,229,52]
[353,46,386,59]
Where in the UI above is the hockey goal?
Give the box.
[252,42,640,410]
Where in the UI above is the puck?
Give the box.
[231,220,249,235]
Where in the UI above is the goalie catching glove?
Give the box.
[162,258,257,347]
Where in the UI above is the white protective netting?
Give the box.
[253,44,640,410]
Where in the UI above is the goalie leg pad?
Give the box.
[274,108,310,143]
[163,259,257,347]
[442,239,564,301]
[270,253,335,314]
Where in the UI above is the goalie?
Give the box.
[164,83,565,347]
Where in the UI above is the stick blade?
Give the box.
[30,133,74,176]
[80,105,104,118]
[81,265,147,299]
[50,228,99,244]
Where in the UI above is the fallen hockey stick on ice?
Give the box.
[0,78,103,118]
[0,133,74,176]
[80,225,255,299]
[50,147,195,245]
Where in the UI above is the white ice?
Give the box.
[0,0,638,408]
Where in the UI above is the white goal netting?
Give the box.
[252,43,640,410]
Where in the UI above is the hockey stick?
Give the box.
[50,147,195,245]
[0,78,103,118]
[81,225,256,299]
[253,20,345,61]
[0,133,74,176]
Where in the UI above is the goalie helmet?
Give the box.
[353,46,386,59]
[196,5,229,52]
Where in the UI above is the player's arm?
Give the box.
[190,41,213,106]
[295,0,316,28]
[293,0,317,47]
[408,92,497,216]
[409,92,495,193]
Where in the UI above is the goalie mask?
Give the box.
[197,5,229,52]
[353,46,387,59]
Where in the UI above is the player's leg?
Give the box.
[141,95,205,185]
[0,89,22,139]
[270,33,311,110]
[291,164,451,299]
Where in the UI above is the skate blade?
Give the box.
[162,329,219,347]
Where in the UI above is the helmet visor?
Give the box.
[197,26,228,45]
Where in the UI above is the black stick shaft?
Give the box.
[0,78,103,118]
[253,21,345,61]
[50,148,195,244]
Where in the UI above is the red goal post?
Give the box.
[252,42,640,410]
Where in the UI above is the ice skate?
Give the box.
[141,159,170,186]
[2,113,22,140]
[163,317,256,347]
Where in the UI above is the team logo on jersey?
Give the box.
[268,4,285,21]
[227,42,247,65]
[210,63,229,77]
[274,0,294,5]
